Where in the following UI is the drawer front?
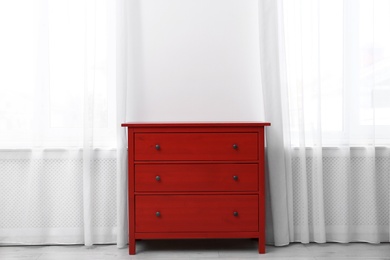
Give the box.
[134,133,258,161]
[135,195,258,233]
[135,164,258,192]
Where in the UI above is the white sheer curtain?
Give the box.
[259,0,390,245]
[2,0,389,249]
[0,0,124,246]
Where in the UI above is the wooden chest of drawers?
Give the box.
[121,122,270,254]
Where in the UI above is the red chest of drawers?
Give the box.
[121,122,270,254]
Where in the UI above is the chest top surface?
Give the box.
[121,121,271,128]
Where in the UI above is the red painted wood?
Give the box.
[258,127,266,254]
[134,191,258,195]
[127,128,136,255]
[135,164,258,192]
[135,160,260,164]
[134,133,258,161]
[122,122,270,254]
[127,126,262,133]
[122,122,271,128]
[135,232,260,239]
[135,195,258,233]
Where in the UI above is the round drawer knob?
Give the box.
[155,144,160,150]
[232,144,238,150]
[155,176,161,181]
[233,211,239,217]
[233,175,238,181]
[156,211,161,217]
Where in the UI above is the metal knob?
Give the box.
[155,176,161,181]
[232,144,238,150]
[233,175,238,181]
[156,211,161,217]
[233,211,239,217]
[155,144,160,150]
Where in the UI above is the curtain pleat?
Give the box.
[115,0,129,248]
[258,0,292,247]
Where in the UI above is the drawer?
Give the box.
[134,133,258,161]
[135,164,258,192]
[135,195,258,233]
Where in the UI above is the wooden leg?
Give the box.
[258,237,266,254]
[129,239,136,255]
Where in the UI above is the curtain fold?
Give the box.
[82,0,96,247]
[258,0,292,246]
[115,0,143,248]
[115,0,129,249]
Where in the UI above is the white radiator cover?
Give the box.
[290,148,389,242]
[0,148,389,244]
[0,150,117,244]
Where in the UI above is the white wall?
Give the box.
[128,0,264,121]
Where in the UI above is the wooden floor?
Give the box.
[0,240,389,260]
